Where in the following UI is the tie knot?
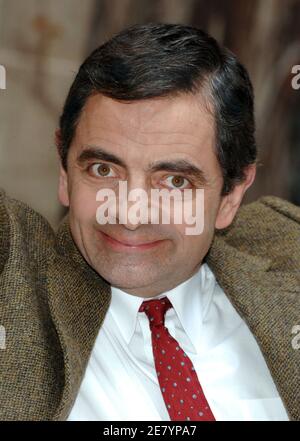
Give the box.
[139,297,172,328]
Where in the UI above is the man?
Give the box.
[0,23,299,421]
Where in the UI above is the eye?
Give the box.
[89,163,117,178]
[164,175,191,189]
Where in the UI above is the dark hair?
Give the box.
[58,23,256,195]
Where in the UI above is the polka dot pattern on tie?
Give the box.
[139,297,215,421]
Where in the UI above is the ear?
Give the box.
[55,128,70,207]
[215,164,256,230]
[58,164,70,207]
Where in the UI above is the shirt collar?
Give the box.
[110,263,216,350]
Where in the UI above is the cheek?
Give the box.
[69,184,100,225]
[188,230,211,255]
[172,222,209,257]
[173,195,218,257]
[203,191,221,233]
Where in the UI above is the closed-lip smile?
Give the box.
[100,231,165,250]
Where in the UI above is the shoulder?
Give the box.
[216,196,300,275]
[236,195,300,227]
[0,189,63,420]
[0,188,55,269]
[0,187,56,305]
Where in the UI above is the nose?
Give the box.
[116,177,150,230]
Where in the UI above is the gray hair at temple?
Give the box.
[58,23,257,196]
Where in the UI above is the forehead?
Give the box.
[71,93,220,176]
[76,93,214,142]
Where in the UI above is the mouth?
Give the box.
[99,231,166,251]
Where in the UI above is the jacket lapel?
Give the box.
[206,234,300,421]
[46,217,111,421]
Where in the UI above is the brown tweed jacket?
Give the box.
[0,189,299,421]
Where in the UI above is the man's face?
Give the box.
[58,93,240,297]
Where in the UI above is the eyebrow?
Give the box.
[77,146,208,186]
[148,160,208,186]
[77,146,126,168]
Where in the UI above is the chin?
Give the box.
[94,262,158,290]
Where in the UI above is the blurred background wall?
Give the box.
[0,0,299,227]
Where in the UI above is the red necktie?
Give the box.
[139,296,215,421]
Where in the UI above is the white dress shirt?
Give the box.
[67,263,289,421]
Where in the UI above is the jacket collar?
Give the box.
[206,234,299,421]
[47,217,111,420]
[48,217,299,421]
